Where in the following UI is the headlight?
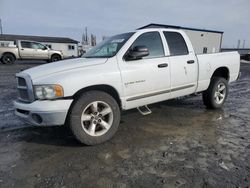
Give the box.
[34,84,64,100]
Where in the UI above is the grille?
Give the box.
[16,75,34,103]
[18,89,29,101]
[17,77,26,86]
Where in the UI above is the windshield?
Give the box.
[83,32,134,58]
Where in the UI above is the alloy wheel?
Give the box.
[81,101,113,137]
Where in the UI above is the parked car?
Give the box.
[0,40,63,64]
[14,27,240,145]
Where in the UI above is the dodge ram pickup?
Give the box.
[14,27,240,145]
[0,40,63,64]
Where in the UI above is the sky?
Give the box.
[0,0,249,48]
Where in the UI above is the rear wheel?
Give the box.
[202,77,228,109]
[69,91,120,145]
[2,53,15,64]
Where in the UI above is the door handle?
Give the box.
[21,49,24,50]
[187,60,195,64]
[158,63,168,68]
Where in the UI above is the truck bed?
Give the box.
[196,51,240,92]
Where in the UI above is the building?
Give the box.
[0,34,79,58]
[139,23,224,54]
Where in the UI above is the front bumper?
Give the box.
[14,99,73,126]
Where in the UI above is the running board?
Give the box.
[137,105,152,115]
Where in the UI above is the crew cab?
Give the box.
[14,28,240,145]
[0,40,63,64]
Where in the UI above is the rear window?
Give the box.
[163,32,189,56]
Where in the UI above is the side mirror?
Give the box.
[125,45,149,60]
[43,46,48,50]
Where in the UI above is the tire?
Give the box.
[69,90,120,145]
[202,77,228,109]
[1,53,15,64]
[50,54,61,62]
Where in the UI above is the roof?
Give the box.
[138,23,224,34]
[0,34,79,44]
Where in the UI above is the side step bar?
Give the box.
[137,105,152,115]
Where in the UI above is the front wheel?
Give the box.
[50,54,61,62]
[202,77,228,109]
[69,91,120,145]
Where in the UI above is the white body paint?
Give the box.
[14,28,240,126]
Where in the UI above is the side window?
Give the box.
[21,41,32,48]
[203,47,208,54]
[32,42,45,49]
[68,45,75,50]
[45,44,52,49]
[163,32,188,56]
[131,32,164,59]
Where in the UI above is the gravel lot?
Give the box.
[0,61,249,188]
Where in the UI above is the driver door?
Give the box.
[31,42,49,59]
[118,31,171,109]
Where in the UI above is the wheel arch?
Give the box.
[72,84,122,108]
[211,67,230,81]
[51,53,62,60]
[2,52,17,60]
[64,84,122,129]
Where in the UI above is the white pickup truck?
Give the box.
[14,28,240,145]
[0,40,63,64]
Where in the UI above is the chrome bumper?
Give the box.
[14,99,73,126]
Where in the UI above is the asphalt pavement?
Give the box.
[0,61,249,188]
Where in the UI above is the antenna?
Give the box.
[242,40,245,49]
[0,18,3,34]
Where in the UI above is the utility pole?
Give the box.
[242,40,245,49]
[81,28,85,45]
[85,27,88,45]
[237,39,241,49]
[0,18,3,34]
[91,34,96,46]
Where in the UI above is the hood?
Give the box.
[22,58,107,79]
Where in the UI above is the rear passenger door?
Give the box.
[163,31,198,97]
[19,41,35,59]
